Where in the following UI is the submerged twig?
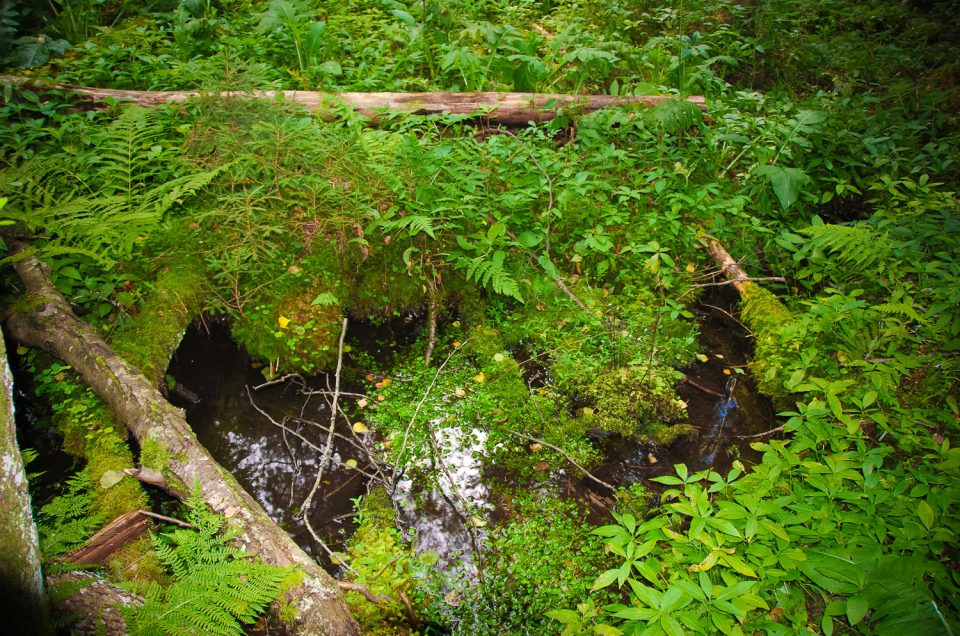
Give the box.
[682,375,725,398]
[736,425,784,440]
[424,290,440,365]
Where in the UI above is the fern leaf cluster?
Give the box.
[0,107,224,267]
[37,469,106,559]
[121,486,292,636]
[799,223,894,278]
[459,250,524,302]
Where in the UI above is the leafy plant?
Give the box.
[121,487,293,636]
[36,468,105,559]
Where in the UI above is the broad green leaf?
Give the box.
[660,615,685,636]
[545,609,580,624]
[517,231,541,247]
[846,595,870,625]
[755,165,809,209]
[917,501,935,530]
[592,569,620,591]
[99,469,125,489]
[613,607,657,621]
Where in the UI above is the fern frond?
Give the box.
[380,214,442,239]
[800,223,894,276]
[874,301,924,323]
[459,251,524,302]
[92,106,164,202]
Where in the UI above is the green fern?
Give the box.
[379,213,442,240]
[37,469,106,559]
[644,100,703,133]
[459,250,524,302]
[121,486,293,636]
[0,107,225,267]
[799,223,895,280]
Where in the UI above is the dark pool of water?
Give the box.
[165,319,379,559]
[165,290,776,565]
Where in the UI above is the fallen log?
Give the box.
[0,75,705,124]
[4,249,359,636]
[46,571,142,636]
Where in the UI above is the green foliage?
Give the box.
[0,105,224,270]
[455,494,613,634]
[343,489,436,634]
[36,468,104,559]
[121,487,293,636]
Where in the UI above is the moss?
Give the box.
[739,283,794,397]
[106,536,167,585]
[344,488,426,635]
[649,422,697,446]
[573,366,688,439]
[231,272,347,374]
[82,419,149,521]
[112,258,206,385]
[139,438,171,473]
[344,244,427,320]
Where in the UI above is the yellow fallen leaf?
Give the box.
[529,443,543,452]
[352,422,369,433]
[493,353,505,363]
[696,353,709,363]
[686,262,696,273]
[278,315,291,329]
[287,265,301,274]
[472,372,485,383]
[376,394,386,402]
[453,341,462,348]
[357,398,368,408]
[723,368,732,375]
[344,458,358,469]
[454,387,466,397]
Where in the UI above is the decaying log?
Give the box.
[0,75,706,124]
[4,250,360,636]
[0,328,54,635]
[702,235,756,297]
[47,571,142,636]
[64,510,151,566]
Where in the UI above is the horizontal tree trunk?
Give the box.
[4,250,359,636]
[0,75,705,124]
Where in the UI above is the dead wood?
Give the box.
[0,329,54,635]
[0,75,706,124]
[4,248,359,636]
[47,571,142,636]
[65,510,151,566]
[701,235,769,299]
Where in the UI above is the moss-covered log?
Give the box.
[0,75,705,124]
[701,235,794,396]
[5,251,359,636]
[0,328,54,636]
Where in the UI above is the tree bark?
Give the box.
[46,571,142,636]
[702,235,752,297]
[0,327,55,636]
[4,251,359,636]
[0,75,706,124]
